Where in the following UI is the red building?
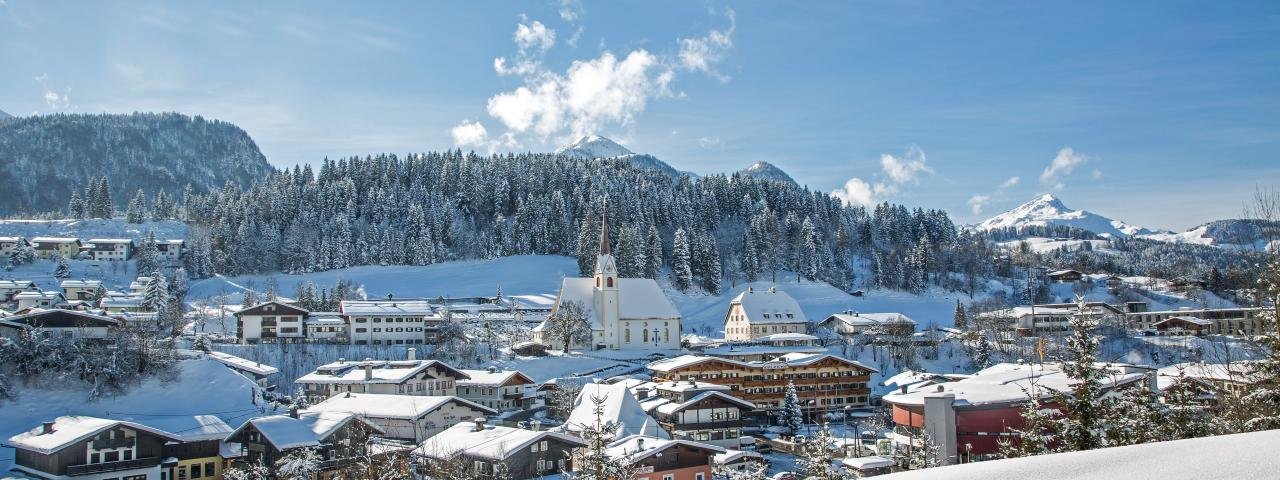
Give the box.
[882,362,1153,463]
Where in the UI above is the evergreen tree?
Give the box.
[1055,307,1105,451]
[971,334,993,369]
[142,271,170,312]
[644,225,662,279]
[998,390,1059,458]
[126,189,147,223]
[954,300,968,330]
[68,191,85,219]
[576,216,598,277]
[672,228,693,292]
[136,231,161,277]
[1100,380,1163,446]
[54,256,71,278]
[780,381,804,437]
[795,423,853,480]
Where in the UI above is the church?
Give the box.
[533,210,683,351]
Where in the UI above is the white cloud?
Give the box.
[558,0,583,23]
[698,136,721,148]
[967,195,991,215]
[451,120,489,147]
[514,17,556,54]
[1091,168,1103,180]
[677,9,735,81]
[1000,176,1020,188]
[880,145,933,183]
[833,178,878,208]
[35,73,71,110]
[1039,147,1088,185]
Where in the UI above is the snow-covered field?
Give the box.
[0,357,271,473]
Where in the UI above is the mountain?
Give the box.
[0,112,275,215]
[736,161,796,185]
[0,109,12,120]
[977,194,1158,238]
[555,135,682,178]
[1139,219,1280,251]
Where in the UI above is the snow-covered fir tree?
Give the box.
[672,228,693,292]
[54,256,71,278]
[796,423,856,479]
[998,391,1059,458]
[126,189,147,223]
[780,381,804,437]
[1055,305,1106,451]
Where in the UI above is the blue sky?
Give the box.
[2,1,1278,230]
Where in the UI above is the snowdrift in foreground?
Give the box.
[876,429,1280,480]
[0,357,269,472]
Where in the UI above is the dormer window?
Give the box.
[762,314,770,319]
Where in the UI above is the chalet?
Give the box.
[155,239,184,260]
[224,411,382,475]
[1046,269,1083,283]
[294,354,469,403]
[723,287,808,341]
[85,238,133,261]
[125,415,234,480]
[234,300,309,344]
[0,279,38,302]
[631,380,756,448]
[648,353,877,411]
[100,291,147,313]
[533,211,682,351]
[1170,277,1208,292]
[304,311,349,342]
[61,279,104,301]
[32,237,83,259]
[819,311,917,337]
[563,383,668,441]
[340,298,436,346]
[882,362,1152,461]
[457,367,536,411]
[976,306,1075,336]
[5,309,119,340]
[599,435,724,480]
[1157,361,1267,405]
[412,419,585,480]
[6,415,228,480]
[699,332,825,362]
[129,277,152,295]
[1106,275,1126,290]
[15,290,67,310]
[0,236,29,258]
[305,392,496,442]
[1127,307,1270,336]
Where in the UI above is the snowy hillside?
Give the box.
[554,135,683,177]
[1138,218,1279,251]
[977,194,1158,238]
[0,357,271,472]
[0,218,187,240]
[736,161,797,185]
[0,109,12,120]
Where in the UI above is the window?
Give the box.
[540,440,548,451]
[607,277,614,287]
[356,318,367,323]
[191,463,202,478]
[177,466,187,480]
[696,474,705,480]
[104,451,120,462]
[205,463,215,477]
[123,450,132,460]
[664,475,675,480]
[90,453,100,464]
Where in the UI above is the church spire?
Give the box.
[599,202,610,255]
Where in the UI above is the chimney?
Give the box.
[473,417,487,432]
[900,385,908,394]
[747,287,753,294]
[530,419,541,432]
[636,438,645,451]
[488,366,498,374]
[364,364,373,381]
[41,421,55,435]
[407,348,417,361]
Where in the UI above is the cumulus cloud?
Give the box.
[1040,147,1088,186]
[967,195,991,215]
[832,145,932,207]
[1000,176,1020,188]
[1091,168,1104,180]
[558,0,583,23]
[880,145,933,184]
[698,136,721,148]
[451,120,489,147]
[465,10,733,147]
[34,73,71,110]
[678,9,735,81]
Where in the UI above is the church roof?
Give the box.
[555,277,681,329]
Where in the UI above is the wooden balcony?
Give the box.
[67,457,159,475]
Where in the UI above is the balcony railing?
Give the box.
[90,436,136,449]
[67,457,160,475]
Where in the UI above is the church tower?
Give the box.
[594,206,621,348]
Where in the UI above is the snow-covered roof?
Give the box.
[7,416,179,454]
[340,299,434,316]
[14,291,64,300]
[552,277,680,329]
[755,332,818,342]
[505,293,557,309]
[883,362,1149,408]
[727,288,807,324]
[99,293,143,308]
[59,279,102,288]
[1137,306,1267,315]
[122,415,233,442]
[413,420,585,461]
[842,456,895,470]
[304,312,346,325]
[234,411,369,450]
[701,344,828,357]
[823,312,917,327]
[1156,361,1267,389]
[457,369,534,387]
[1153,316,1213,327]
[207,351,279,376]
[653,391,755,415]
[975,306,1074,319]
[0,236,25,242]
[604,435,724,464]
[539,376,601,391]
[0,280,36,289]
[30,237,79,243]
[564,383,669,440]
[307,393,495,420]
[296,359,467,384]
[714,449,764,465]
[874,429,1280,480]
[86,238,133,244]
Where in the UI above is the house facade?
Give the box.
[5,309,119,340]
[648,353,876,411]
[0,279,38,302]
[61,279,104,301]
[457,368,536,411]
[15,290,67,310]
[723,287,807,341]
[340,299,436,345]
[600,436,723,480]
[234,301,309,344]
[819,311,917,337]
[32,237,82,259]
[0,236,29,258]
[294,356,468,403]
[534,210,682,351]
[1127,307,1270,336]
[413,419,585,480]
[85,238,134,261]
[306,392,496,442]
[6,416,226,480]
[224,411,380,476]
[634,382,755,448]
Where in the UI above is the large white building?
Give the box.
[534,210,682,351]
[341,298,437,346]
[722,286,807,341]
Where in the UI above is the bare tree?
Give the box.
[545,300,592,353]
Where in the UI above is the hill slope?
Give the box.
[977,194,1157,238]
[0,112,275,215]
[555,135,684,177]
[736,161,796,185]
[1138,218,1280,251]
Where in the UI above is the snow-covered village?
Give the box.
[2,1,1280,480]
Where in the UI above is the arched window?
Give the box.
[595,278,600,287]
[607,277,614,288]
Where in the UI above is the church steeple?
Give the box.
[594,203,618,280]
[599,205,610,255]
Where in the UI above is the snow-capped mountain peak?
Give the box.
[737,161,797,185]
[555,135,635,159]
[977,194,1156,238]
[0,109,13,120]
